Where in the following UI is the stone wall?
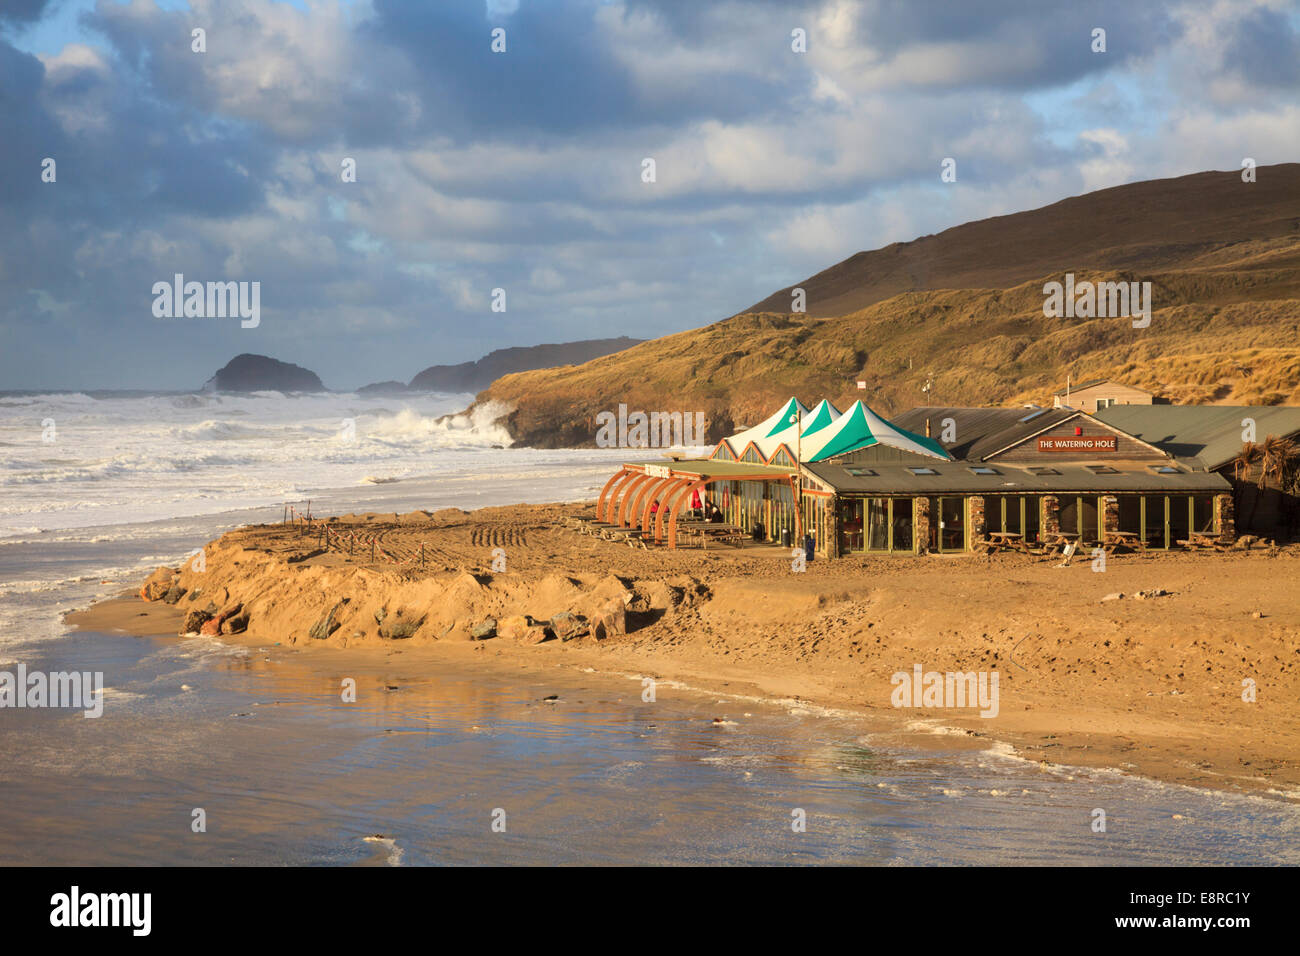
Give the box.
[913,497,931,553]
[969,495,986,543]
[1042,495,1061,536]
[1214,493,1236,542]
[1103,495,1120,535]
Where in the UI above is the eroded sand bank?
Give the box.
[67,502,1300,799]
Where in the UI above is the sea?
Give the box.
[0,389,1297,865]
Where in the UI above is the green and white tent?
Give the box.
[719,397,810,462]
[754,399,841,458]
[715,397,950,463]
[808,400,951,461]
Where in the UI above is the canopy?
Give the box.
[808,400,951,461]
[716,397,951,463]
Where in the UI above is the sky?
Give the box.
[1,0,1298,391]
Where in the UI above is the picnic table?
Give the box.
[680,523,747,549]
[983,531,1029,554]
[1178,530,1226,551]
[1102,530,1145,553]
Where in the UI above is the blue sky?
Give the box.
[1,0,1297,390]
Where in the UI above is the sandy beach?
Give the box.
[68,501,1300,801]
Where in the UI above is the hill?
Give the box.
[405,336,642,393]
[469,165,1300,447]
[203,354,325,392]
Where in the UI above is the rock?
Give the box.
[1134,588,1170,600]
[1233,535,1259,550]
[227,612,250,634]
[550,611,588,641]
[374,607,387,625]
[470,618,498,641]
[187,589,203,602]
[309,600,346,640]
[139,567,176,601]
[181,609,213,635]
[496,615,532,640]
[161,585,188,605]
[1251,610,1264,619]
[515,624,550,645]
[1101,592,1124,602]
[593,599,626,639]
[498,614,549,644]
[200,603,243,636]
[379,610,424,640]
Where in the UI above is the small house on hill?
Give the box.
[1053,379,1154,413]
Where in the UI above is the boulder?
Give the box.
[379,610,424,640]
[593,599,626,639]
[200,603,243,636]
[470,619,498,641]
[162,585,188,605]
[550,611,588,642]
[515,624,550,645]
[140,567,176,601]
[309,600,346,640]
[227,612,250,634]
[498,614,550,645]
[181,609,213,635]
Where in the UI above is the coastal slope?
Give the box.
[467,165,1300,446]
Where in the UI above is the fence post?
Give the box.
[370,538,376,563]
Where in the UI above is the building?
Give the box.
[1053,378,1155,413]
[1094,404,1300,538]
[597,397,1251,556]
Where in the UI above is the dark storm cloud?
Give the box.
[0,0,1295,390]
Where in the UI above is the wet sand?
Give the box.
[65,502,1300,803]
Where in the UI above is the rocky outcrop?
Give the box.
[408,337,641,393]
[203,353,326,392]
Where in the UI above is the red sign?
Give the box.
[1038,435,1117,452]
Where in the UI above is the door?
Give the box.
[866,497,889,550]
[838,499,863,553]
[939,497,965,551]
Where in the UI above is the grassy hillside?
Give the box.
[472,165,1300,447]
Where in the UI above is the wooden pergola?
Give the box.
[596,460,800,548]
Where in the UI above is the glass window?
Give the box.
[985,496,1005,534]
[1080,496,1100,544]
[1170,495,1190,544]
[1143,495,1165,548]
[867,498,889,550]
[1005,497,1023,535]
[1059,496,1078,537]
[1193,496,1214,533]
[1118,496,1142,534]
[892,500,913,551]
[1025,496,1040,542]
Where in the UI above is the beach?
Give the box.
[70,501,1300,801]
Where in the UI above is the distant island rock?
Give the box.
[203,353,326,392]
[404,336,642,394]
[355,380,410,396]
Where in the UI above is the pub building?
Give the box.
[594,395,1287,557]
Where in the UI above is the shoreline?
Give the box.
[65,501,1300,803]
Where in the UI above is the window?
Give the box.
[845,467,876,477]
[1085,464,1118,474]
[1028,466,1060,476]
[969,466,999,475]
[1149,464,1181,475]
[908,467,939,475]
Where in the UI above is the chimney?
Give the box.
[925,418,932,438]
